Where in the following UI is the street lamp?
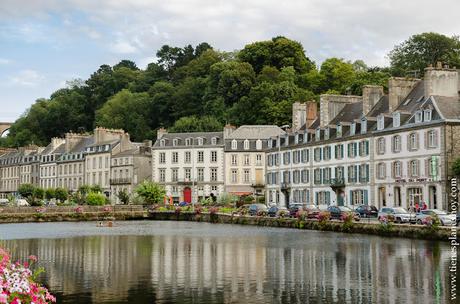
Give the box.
[278,124,290,208]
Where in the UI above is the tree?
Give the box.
[452,158,460,176]
[54,188,68,202]
[95,89,152,141]
[135,181,166,205]
[318,58,356,94]
[169,116,222,133]
[90,185,103,193]
[117,189,130,205]
[388,32,460,76]
[45,188,56,200]
[18,184,35,199]
[86,191,107,206]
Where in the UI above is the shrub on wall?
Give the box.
[86,191,107,206]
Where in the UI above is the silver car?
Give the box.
[378,207,416,223]
[416,209,456,226]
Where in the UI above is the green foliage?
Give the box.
[452,158,460,176]
[18,184,35,198]
[45,188,56,200]
[388,32,460,76]
[216,193,238,206]
[54,187,68,202]
[78,185,91,195]
[135,181,166,205]
[169,115,222,133]
[86,191,107,206]
[117,189,130,205]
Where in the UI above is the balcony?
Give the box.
[176,178,193,185]
[280,182,291,190]
[110,178,132,185]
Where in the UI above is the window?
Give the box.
[359,141,369,156]
[210,168,218,181]
[211,137,217,145]
[415,111,423,123]
[197,151,204,163]
[159,169,165,182]
[172,152,178,163]
[231,140,237,150]
[185,168,191,180]
[410,160,419,177]
[244,139,250,150]
[185,138,192,146]
[185,151,191,163]
[428,156,438,177]
[316,191,330,205]
[314,169,322,185]
[324,146,331,161]
[336,124,342,137]
[231,169,238,183]
[377,115,384,130]
[408,133,418,151]
[283,152,290,165]
[314,148,322,162]
[324,128,330,140]
[256,154,262,166]
[211,151,217,162]
[393,161,402,178]
[256,139,262,150]
[243,169,250,183]
[350,190,366,205]
[160,139,166,147]
[301,169,309,183]
[197,168,204,181]
[197,138,203,146]
[348,165,357,183]
[173,139,178,146]
[361,119,367,134]
[315,128,320,141]
[323,168,331,183]
[392,135,401,153]
[301,149,309,163]
[427,130,438,148]
[377,163,386,179]
[424,109,432,122]
[231,154,237,166]
[359,164,369,183]
[244,154,250,166]
[335,144,343,159]
[393,112,400,128]
[171,169,178,182]
[350,123,356,136]
[348,142,358,158]
[335,166,344,180]
[377,138,385,155]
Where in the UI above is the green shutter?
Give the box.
[348,143,351,157]
[315,192,318,205]
[366,164,370,182]
[364,190,368,205]
[354,142,358,156]
[365,141,369,156]
[326,192,331,204]
[349,190,353,205]
[341,145,344,158]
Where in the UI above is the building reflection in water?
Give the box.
[3,228,451,304]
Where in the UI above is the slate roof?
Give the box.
[395,81,425,113]
[367,96,389,117]
[226,125,285,139]
[329,102,363,125]
[154,132,224,148]
[431,96,460,120]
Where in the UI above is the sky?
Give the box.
[0,0,459,123]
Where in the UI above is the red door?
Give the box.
[183,187,192,203]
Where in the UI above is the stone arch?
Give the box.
[0,122,12,137]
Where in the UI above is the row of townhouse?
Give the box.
[266,63,460,211]
[151,125,285,204]
[0,128,152,203]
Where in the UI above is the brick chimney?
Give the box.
[362,85,384,115]
[388,77,419,112]
[292,101,317,131]
[424,63,459,98]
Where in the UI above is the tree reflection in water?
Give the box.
[1,221,452,304]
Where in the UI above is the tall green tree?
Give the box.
[388,32,460,76]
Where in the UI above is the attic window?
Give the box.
[256,139,262,150]
[243,139,250,150]
[403,98,411,106]
[324,128,330,140]
[393,112,400,128]
[185,138,192,146]
[172,139,179,146]
[231,139,237,150]
[336,125,342,138]
[377,115,384,130]
[211,137,218,145]
[415,111,423,123]
[160,139,166,147]
[315,128,320,141]
[424,109,432,122]
[197,138,204,146]
[361,119,367,134]
[350,123,356,136]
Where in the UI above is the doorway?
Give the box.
[183,187,192,203]
[429,186,437,209]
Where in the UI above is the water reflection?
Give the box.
[0,221,452,304]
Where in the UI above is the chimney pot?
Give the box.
[436,61,442,69]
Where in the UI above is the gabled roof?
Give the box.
[431,96,460,120]
[367,96,389,117]
[395,81,425,113]
[329,102,363,125]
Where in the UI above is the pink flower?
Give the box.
[28,255,38,262]
[0,293,7,304]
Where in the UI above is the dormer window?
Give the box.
[393,112,400,128]
[324,128,330,140]
[185,138,192,146]
[211,137,218,145]
[315,128,320,141]
[243,139,250,150]
[424,109,432,122]
[351,123,356,136]
[256,139,262,150]
[377,115,384,131]
[336,124,342,138]
[197,138,204,146]
[231,139,237,150]
[268,139,273,149]
[361,118,367,134]
[295,133,299,144]
[172,139,179,146]
[160,139,166,147]
[415,110,423,123]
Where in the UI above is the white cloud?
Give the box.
[0,58,10,65]
[110,39,138,54]
[8,70,45,87]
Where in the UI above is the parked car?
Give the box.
[327,206,360,221]
[267,206,289,217]
[304,204,321,219]
[355,205,378,218]
[248,204,268,216]
[378,207,416,224]
[416,209,456,226]
[288,204,304,217]
[0,198,9,206]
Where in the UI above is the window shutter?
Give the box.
[365,141,369,156]
[364,190,368,205]
[355,165,359,183]
[320,148,323,161]
[366,164,370,182]
[424,131,428,149]
[354,143,358,157]
[348,143,351,157]
[315,192,318,205]
[341,145,344,158]
[334,167,338,179]
[349,190,353,205]
[326,191,330,204]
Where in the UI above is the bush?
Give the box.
[18,183,35,198]
[217,193,238,206]
[45,188,56,200]
[117,189,130,204]
[452,158,460,176]
[86,191,107,206]
[54,187,68,202]
[135,181,166,205]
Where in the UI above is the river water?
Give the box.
[0,221,452,303]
